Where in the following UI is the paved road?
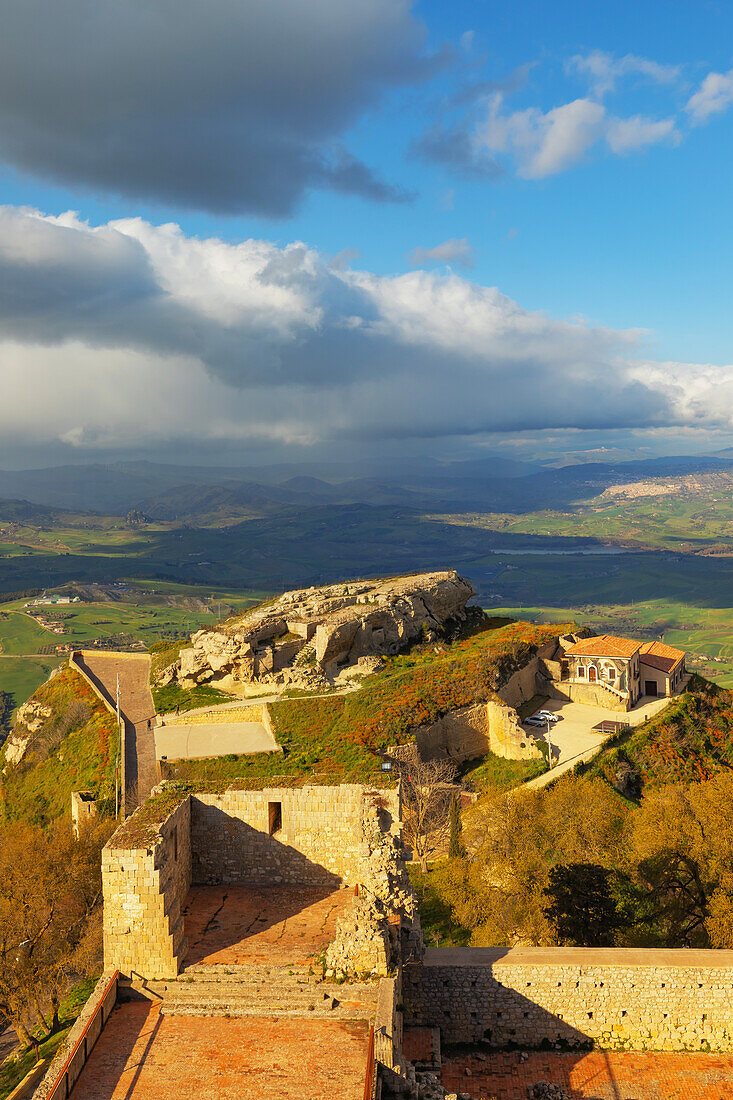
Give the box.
[75,652,157,811]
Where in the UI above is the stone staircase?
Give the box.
[120,964,379,1021]
[293,642,316,668]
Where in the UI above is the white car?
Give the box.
[534,710,561,724]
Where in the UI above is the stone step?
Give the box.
[181,964,316,982]
[160,992,378,1016]
[160,1002,370,1019]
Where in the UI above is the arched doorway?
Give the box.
[588,666,597,682]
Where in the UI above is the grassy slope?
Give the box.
[582,675,733,794]
[165,619,565,788]
[0,666,119,825]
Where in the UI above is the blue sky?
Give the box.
[1,0,732,467]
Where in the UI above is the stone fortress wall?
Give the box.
[102,784,401,979]
[103,796,192,979]
[410,946,733,1052]
[191,784,399,885]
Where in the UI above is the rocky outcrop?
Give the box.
[3,699,53,766]
[159,571,474,693]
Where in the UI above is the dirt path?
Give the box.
[74,652,157,811]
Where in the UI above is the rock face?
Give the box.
[3,699,53,766]
[161,570,474,692]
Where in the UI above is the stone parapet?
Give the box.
[411,946,733,1051]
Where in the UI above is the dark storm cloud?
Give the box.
[0,0,432,215]
[414,122,504,179]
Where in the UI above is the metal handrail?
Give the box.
[46,970,119,1100]
[363,1024,375,1100]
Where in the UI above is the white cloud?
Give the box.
[2,206,733,461]
[605,114,678,153]
[686,69,733,123]
[479,94,677,178]
[570,51,681,97]
[479,96,604,178]
[408,238,475,268]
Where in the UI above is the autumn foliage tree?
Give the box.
[0,817,113,1045]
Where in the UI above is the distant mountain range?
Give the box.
[0,453,731,525]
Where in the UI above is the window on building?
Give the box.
[577,665,586,678]
[268,801,282,835]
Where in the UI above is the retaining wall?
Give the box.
[401,700,541,766]
[34,971,119,1100]
[547,680,630,711]
[412,946,733,1051]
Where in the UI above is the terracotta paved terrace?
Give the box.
[70,1003,370,1100]
[441,1050,733,1099]
[183,884,353,966]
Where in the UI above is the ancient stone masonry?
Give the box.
[103,797,192,979]
[326,789,421,979]
[410,946,733,1052]
[191,784,400,886]
[388,641,561,769]
[102,783,412,981]
[156,570,474,693]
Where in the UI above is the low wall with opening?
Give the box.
[190,784,399,886]
[411,946,733,1051]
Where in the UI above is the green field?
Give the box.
[0,655,64,716]
[0,582,271,717]
[435,475,733,552]
[0,611,53,654]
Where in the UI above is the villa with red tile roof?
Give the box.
[563,633,686,708]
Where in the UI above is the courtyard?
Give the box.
[522,692,676,788]
[440,1049,733,1099]
[182,883,354,967]
[69,1002,371,1100]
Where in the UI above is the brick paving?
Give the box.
[75,652,157,809]
[441,1050,733,1099]
[183,884,354,966]
[70,1003,370,1099]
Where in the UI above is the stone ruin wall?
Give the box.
[102,784,404,980]
[190,784,399,886]
[391,650,557,768]
[411,949,733,1052]
[103,796,192,979]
